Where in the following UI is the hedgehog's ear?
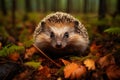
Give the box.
[74,21,80,33]
[41,21,46,31]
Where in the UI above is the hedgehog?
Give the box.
[33,12,89,58]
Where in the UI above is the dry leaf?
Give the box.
[90,43,100,52]
[70,65,86,79]
[60,59,71,65]
[38,66,51,78]
[64,63,78,78]
[13,70,29,80]
[24,46,37,59]
[64,62,86,79]
[98,54,115,68]
[17,42,24,46]
[90,43,101,56]
[84,59,96,70]
[0,42,2,49]
[106,65,120,80]
[8,52,20,61]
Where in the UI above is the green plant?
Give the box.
[104,27,120,35]
[24,61,41,69]
[0,44,25,56]
[23,39,33,48]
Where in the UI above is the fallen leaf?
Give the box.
[64,62,86,79]
[90,43,101,56]
[60,59,71,65]
[13,70,29,80]
[98,54,115,68]
[90,43,99,52]
[38,66,51,78]
[106,65,120,80]
[70,65,86,79]
[17,42,24,46]
[0,42,2,49]
[24,46,37,59]
[84,58,96,70]
[64,63,78,78]
[8,52,20,61]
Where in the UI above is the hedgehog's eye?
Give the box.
[50,32,55,38]
[64,32,69,38]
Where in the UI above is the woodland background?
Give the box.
[0,0,120,40]
[0,0,120,80]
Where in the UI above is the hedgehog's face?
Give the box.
[38,21,83,49]
[49,26,72,49]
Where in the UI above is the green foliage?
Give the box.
[23,39,33,48]
[0,27,9,38]
[19,28,29,42]
[0,44,25,57]
[24,61,41,69]
[27,13,44,23]
[19,28,33,47]
[104,27,120,35]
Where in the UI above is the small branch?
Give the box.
[33,44,61,68]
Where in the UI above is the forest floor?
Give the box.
[0,13,120,80]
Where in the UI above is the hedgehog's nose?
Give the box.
[56,41,62,48]
[56,44,62,48]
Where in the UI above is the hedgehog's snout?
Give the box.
[52,40,66,49]
[55,41,62,48]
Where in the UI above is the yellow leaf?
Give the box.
[84,59,95,70]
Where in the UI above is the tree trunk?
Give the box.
[116,0,120,14]
[98,0,107,33]
[36,0,40,12]
[83,0,88,13]
[0,0,7,15]
[43,0,47,12]
[66,0,72,13]
[12,0,16,28]
[51,0,58,12]
[112,0,120,17]
[25,0,32,12]
[98,0,107,20]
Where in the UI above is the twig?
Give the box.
[33,44,61,68]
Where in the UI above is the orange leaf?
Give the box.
[39,66,51,78]
[64,62,86,79]
[24,46,37,59]
[70,65,86,79]
[84,59,96,70]
[98,54,115,68]
[90,43,101,54]
[64,63,79,78]
[9,52,20,61]
[106,65,120,80]
[0,42,2,49]
[60,59,71,65]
